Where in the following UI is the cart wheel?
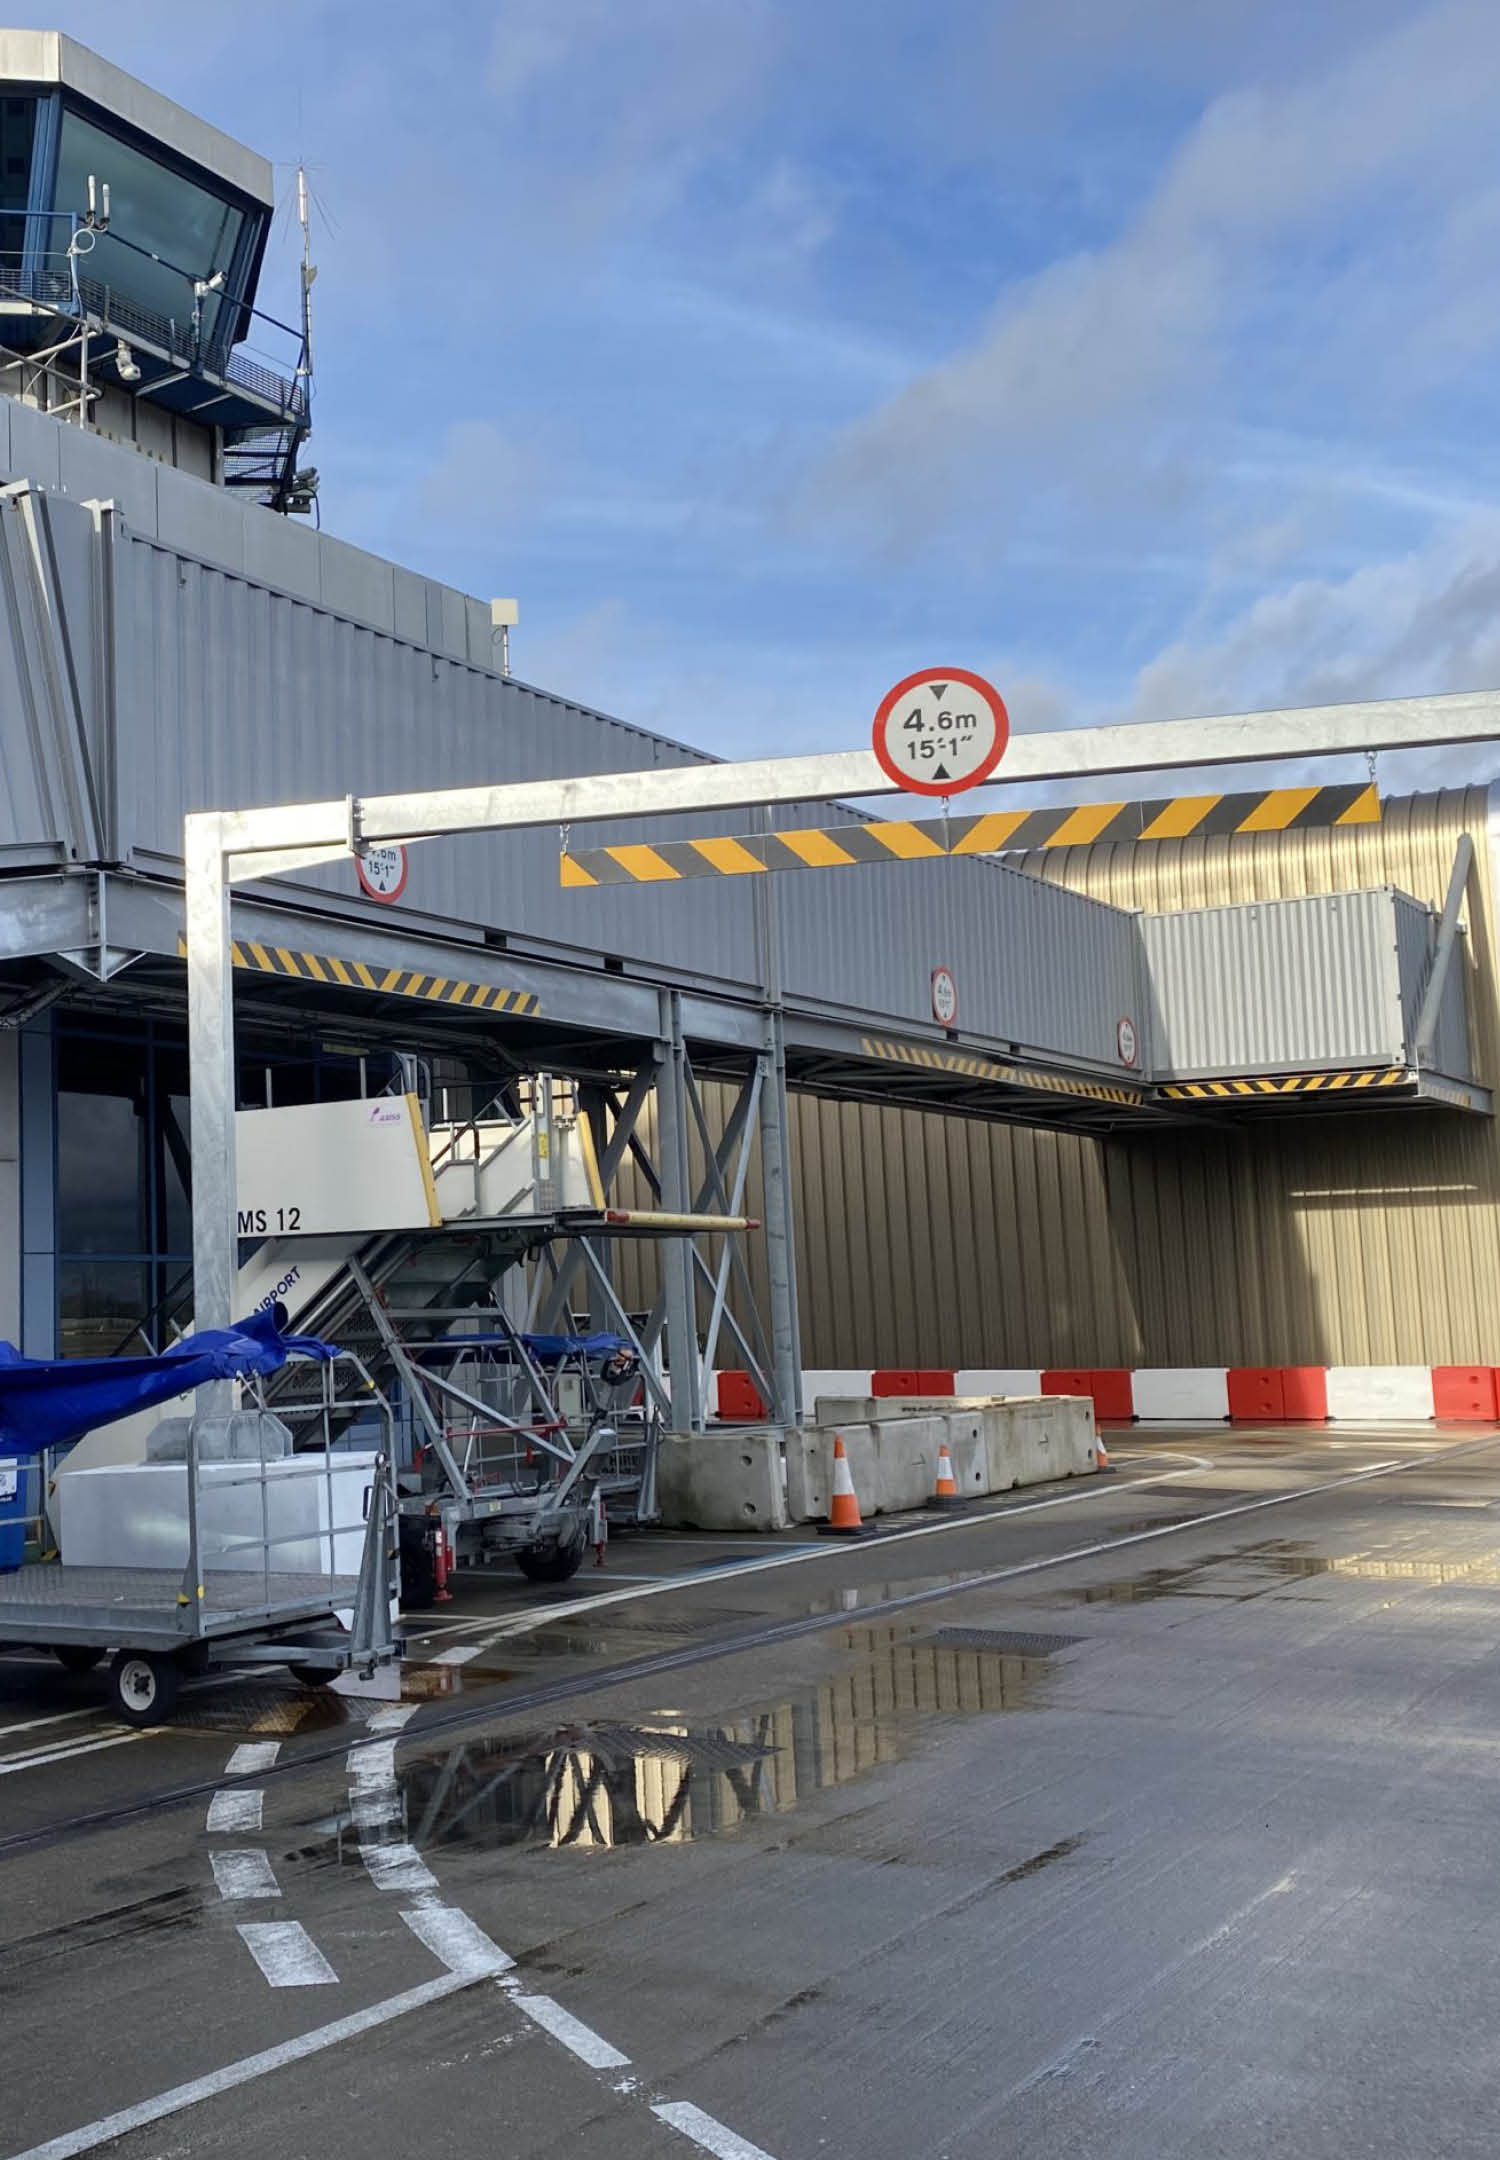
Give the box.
[53,1646,104,1674]
[515,1536,586,1584]
[108,1649,181,1727]
[286,1662,333,1687]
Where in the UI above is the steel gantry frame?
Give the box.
[186,688,1500,1426]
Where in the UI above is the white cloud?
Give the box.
[808,0,1500,544]
[419,419,552,530]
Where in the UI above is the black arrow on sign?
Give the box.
[933,763,951,781]
[929,683,948,700]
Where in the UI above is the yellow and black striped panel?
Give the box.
[1159,1069,1407,1100]
[175,935,540,1016]
[559,785,1380,884]
[859,1034,1146,1109]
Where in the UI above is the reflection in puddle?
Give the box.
[394,1626,1050,1855]
[1068,1535,1500,1604]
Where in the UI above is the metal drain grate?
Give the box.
[923,1626,1084,1657]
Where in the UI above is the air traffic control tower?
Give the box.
[0,30,310,508]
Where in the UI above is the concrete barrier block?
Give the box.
[989,1396,1096,1484]
[1325,1366,1434,1420]
[1132,1369,1230,1420]
[870,1415,949,1511]
[784,1423,879,1522]
[657,1428,789,1532]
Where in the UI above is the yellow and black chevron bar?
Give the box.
[176,936,539,1016]
[859,1035,1145,1109]
[558,785,1379,884]
[1160,1069,1406,1100]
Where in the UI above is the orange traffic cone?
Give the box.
[1094,1432,1115,1474]
[819,1434,867,1536]
[932,1442,959,1505]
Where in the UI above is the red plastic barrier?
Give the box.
[1089,1370,1135,1423]
[871,1368,956,1397]
[1281,1367,1328,1420]
[717,1371,768,1422]
[1433,1367,1499,1420]
[1042,1370,1135,1422]
[1041,1369,1092,1400]
[1227,1368,1284,1421]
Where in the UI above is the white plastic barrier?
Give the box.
[800,1370,873,1402]
[955,1369,1043,1395]
[1131,1369,1231,1421]
[1324,1367,1436,1421]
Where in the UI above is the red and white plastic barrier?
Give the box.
[712,1363,1500,1426]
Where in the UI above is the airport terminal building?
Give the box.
[0,32,1497,1405]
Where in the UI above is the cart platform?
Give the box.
[0,1563,360,1650]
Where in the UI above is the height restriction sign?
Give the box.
[872,667,1010,797]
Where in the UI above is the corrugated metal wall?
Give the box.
[612,792,1500,1371]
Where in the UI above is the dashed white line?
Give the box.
[651,2102,780,2159]
[507,1991,631,2070]
[206,1788,263,1834]
[429,1644,482,1667]
[236,1922,338,1988]
[359,1841,437,1893]
[226,1741,281,1774]
[366,1703,419,1734]
[3,1972,474,2160]
[210,1850,281,1901]
[401,1902,513,1977]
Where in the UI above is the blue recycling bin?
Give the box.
[0,1452,35,1571]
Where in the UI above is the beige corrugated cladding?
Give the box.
[614,789,1500,1370]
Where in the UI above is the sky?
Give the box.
[46,0,1500,796]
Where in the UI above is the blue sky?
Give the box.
[50,0,1500,791]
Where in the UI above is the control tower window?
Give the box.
[54,109,244,344]
[0,94,36,273]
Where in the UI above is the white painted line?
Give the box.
[366,1703,419,1733]
[510,1992,631,2069]
[226,1742,281,1774]
[348,1739,398,1786]
[237,1921,338,1988]
[206,1789,263,1834]
[0,1733,141,1779]
[0,1707,119,1742]
[4,1971,473,2160]
[436,1456,1218,1649]
[359,1841,436,1893]
[211,1850,281,1901]
[652,2100,780,2159]
[401,1903,513,1977]
[429,1644,482,1667]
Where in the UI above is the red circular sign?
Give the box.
[1116,1015,1139,1068]
[931,966,959,1027]
[872,667,1010,797]
[356,845,408,904]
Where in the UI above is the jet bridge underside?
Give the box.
[0,854,1486,1137]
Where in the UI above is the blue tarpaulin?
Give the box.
[0,1306,336,1455]
[407,1332,629,1366]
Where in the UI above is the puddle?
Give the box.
[363,1625,1052,1858]
[1064,1535,1500,1603]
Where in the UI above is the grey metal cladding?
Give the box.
[1140,887,1476,1079]
[0,487,101,864]
[776,849,1143,1065]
